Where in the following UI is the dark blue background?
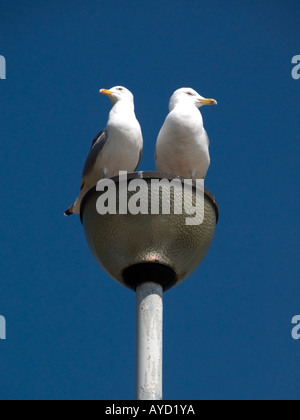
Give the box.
[0,0,299,400]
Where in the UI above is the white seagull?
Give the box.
[155,88,217,180]
[65,86,143,216]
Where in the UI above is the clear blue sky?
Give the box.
[0,0,299,400]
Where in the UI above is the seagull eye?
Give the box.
[186,92,193,96]
[117,88,123,91]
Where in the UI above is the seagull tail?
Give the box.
[64,204,74,217]
[64,190,84,217]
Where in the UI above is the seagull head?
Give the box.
[169,88,217,111]
[100,86,134,106]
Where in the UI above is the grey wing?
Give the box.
[80,130,109,189]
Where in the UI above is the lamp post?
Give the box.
[135,281,163,400]
[80,172,219,400]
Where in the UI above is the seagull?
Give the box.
[155,88,217,180]
[65,86,143,216]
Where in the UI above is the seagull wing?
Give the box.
[80,130,109,189]
[64,130,110,216]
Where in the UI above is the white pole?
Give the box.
[136,282,163,400]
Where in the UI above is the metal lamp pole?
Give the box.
[135,282,163,400]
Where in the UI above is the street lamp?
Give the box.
[80,172,219,400]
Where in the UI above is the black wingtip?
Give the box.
[64,208,73,217]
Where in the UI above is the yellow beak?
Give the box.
[100,89,113,96]
[199,98,218,106]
